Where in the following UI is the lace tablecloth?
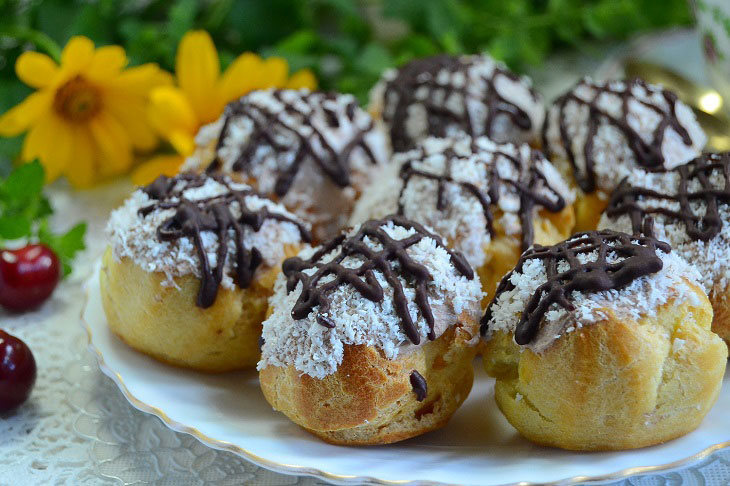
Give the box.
[2,33,730,485]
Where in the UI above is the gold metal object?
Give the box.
[624,60,730,151]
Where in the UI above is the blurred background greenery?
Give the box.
[0,0,694,173]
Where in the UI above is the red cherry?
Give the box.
[0,244,61,312]
[0,330,36,412]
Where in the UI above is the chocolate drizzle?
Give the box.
[481,230,671,345]
[282,215,473,345]
[607,152,730,242]
[397,140,566,250]
[206,90,379,197]
[383,55,539,152]
[409,370,428,401]
[546,78,694,193]
[139,173,310,308]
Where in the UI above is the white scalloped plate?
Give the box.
[81,263,730,486]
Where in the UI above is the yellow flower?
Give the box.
[134,30,317,185]
[0,36,172,187]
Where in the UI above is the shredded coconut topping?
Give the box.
[369,54,545,151]
[258,220,483,378]
[106,175,308,289]
[600,163,730,293]
[182,89,390,241]
[485,232,702,353]
[350,136,574,267]
[544,78,706,193]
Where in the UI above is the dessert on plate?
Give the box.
[601,152,730,347]
[543,78,706,232]
[257,215,483,445]
[481,230,727,451]
[183,88,390,242]
[101,172,310,372]
[369,54,545,152]
[350,135,575,299]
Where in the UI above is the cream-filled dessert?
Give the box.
[184,89,390,241]
[258,215,483,445]
[543,78,706,231]
[600,152,730,346]
[351,135,575,298]
[101,172,310,371]
[370,54,544,152]
[481,230,727,450]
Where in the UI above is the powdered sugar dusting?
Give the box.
[544,78,706,193]
[350,136,574,267]
[106,175,308,288]
[485,233,702,353]
[258,220,484,378]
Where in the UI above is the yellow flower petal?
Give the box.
[86,45,128,82]
[286,69,317,90]
[59,36,95,78]
[217,52,265,104]
[88,111,133,177]
[104,93,159,151]
[176,30,221,124]
[108,63,173,97]
[21,114,71,182]
[261,57,288,88]
[168,130,196,157]
[65,128,96,188]
[131,154,184,186]
[147,86,198,140]
[0,90,52,136]
[16,52,58,89]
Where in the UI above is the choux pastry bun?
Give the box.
[258,215,483,445]
[101,172,310,372]
[350,135,575,300]
[369,54,545,152]
[183,89,390,242]
[543,78,706,232]
[481,230,727,450]
[601,152,730,347]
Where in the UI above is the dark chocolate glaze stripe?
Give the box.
[607,152,730,242]
[206,90,378,196]
[545,78,693,193]
[481,230,670,345]
[397,141,566,251]
[383,55,538,152]
[410,370,427,402]
[139,173,311,308]
[282,215,474,345]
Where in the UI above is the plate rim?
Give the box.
[79,266,730,486]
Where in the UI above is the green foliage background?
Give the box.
[0,0,693,173]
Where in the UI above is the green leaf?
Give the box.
[33,0,81,47]
[354,43,393,76]
[202,0,235,32]
[0,159,44,203]
[0,25,63,61]
[70,4,114,45]
[274,29,319,54]
[38,221,87,277]
[548,0,583,44]
[0,161,86,276]
[0,214,31,240]
[168,0,198,43]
